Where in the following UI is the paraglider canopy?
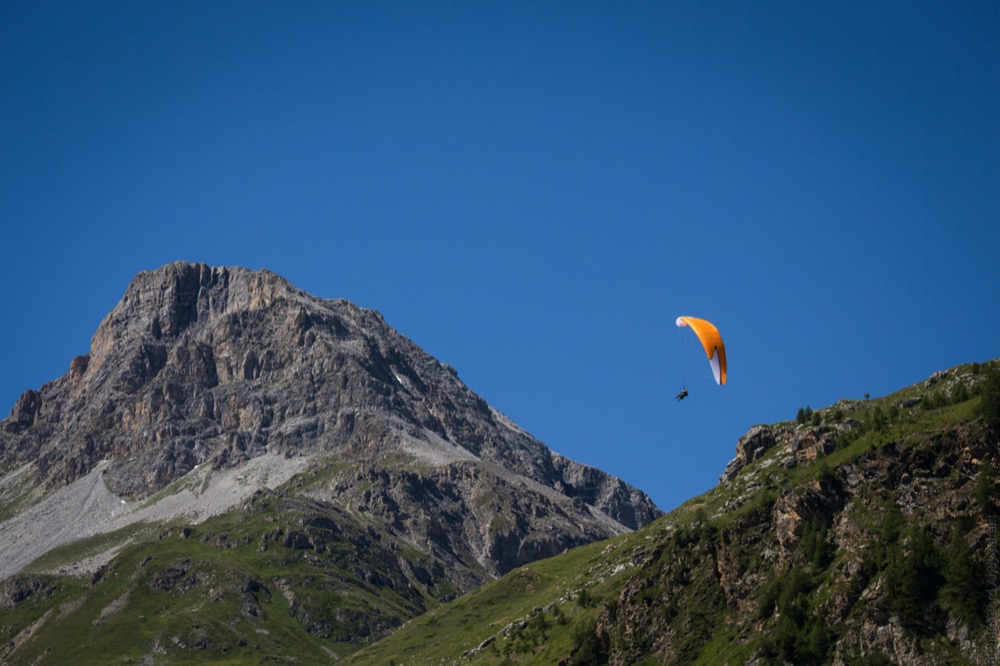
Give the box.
[676,316,727,385]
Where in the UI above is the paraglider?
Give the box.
[675,316,727,391]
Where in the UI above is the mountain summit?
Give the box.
[1,262,659,583]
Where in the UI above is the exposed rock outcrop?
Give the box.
[721,424,779,481]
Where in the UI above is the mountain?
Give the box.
[3,262,994,665]
[0,262,660,663]
[343,361,999,665]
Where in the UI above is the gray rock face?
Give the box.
[721,424,779,482]
[0,262,660,577]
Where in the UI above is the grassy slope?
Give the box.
[345,361,999,665]
[345,523,655,665]
[1,492,458,665]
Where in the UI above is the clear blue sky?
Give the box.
[2,2,998,510]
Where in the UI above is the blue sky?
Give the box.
[2,2,998,510]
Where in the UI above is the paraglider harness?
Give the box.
[675,387,688,401]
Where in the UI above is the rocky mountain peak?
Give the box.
[87,263,296,371]
[1,263,660,583]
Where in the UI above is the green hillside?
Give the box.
[0,491,475,664]
[345,361,999,665]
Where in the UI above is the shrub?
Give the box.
[801,517,834,568]
[874,501,904,569]
[836,431,858,450]
[883,525,943,631]
[917,391,942,410]
[868,408,887,432]
[759,566,833,664]
[566,620,609,666]
[974,461,996,513]
[797,406,813,425]
[941,524,986,626]
[978,366,1000,428]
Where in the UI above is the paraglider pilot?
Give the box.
[676,387,688,401]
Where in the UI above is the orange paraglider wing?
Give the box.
[675,316,727,385]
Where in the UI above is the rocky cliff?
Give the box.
[0,263,658,611]
[594,370,998,665]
